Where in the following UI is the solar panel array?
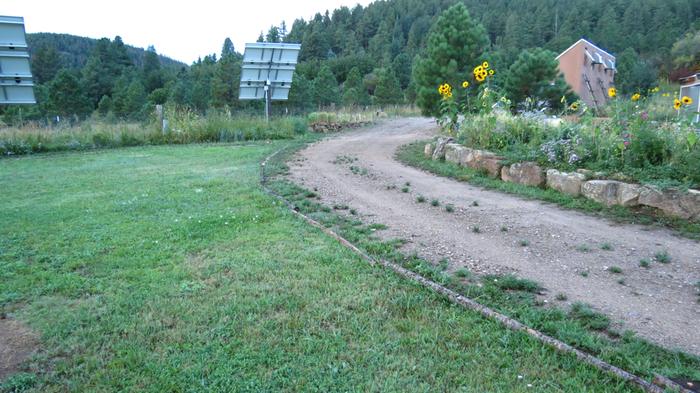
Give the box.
[239,43,301,101]
[0,15,35,104]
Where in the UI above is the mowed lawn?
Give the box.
[0,144,638,392]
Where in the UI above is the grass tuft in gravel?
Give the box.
[655,250,671,264]
[430,199,440,207]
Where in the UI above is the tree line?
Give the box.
[1,0,697,124]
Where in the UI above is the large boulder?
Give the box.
[617,183,642,207]
[582,180,621,207]
[444,143,467,165]
[501,162,546,187]
[461,149,503,177]
[432,137,454,160]
[639,187,700,220]
[546,169,586,196]
[424,143,434,158]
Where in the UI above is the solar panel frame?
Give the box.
[0,15,35,104]
[239,42,301,101]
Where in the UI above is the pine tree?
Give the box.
[97,95,113,116]
[31,44,62,84]
[312,65,340,107]
[288,72,313,111]
[615,48,657,94]
[503,48,574,111]
[266,26,281,43]
[142,46,163,93]
[342,66,370,106]
[221,38,235,58]
[47,69,91,117]
[412,3,489,116]
[373,67,402,106]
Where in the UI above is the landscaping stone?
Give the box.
[582,180,621,207]
[617,183,642,207]
[444,143,467,165]
[432,137,454,161]
[576,169,594,179]
[477,157,504,178]
[639,187,700,220]
[546,169,586,196]
[424,143,434,158]
[501,162,546,187]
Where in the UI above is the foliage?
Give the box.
[504,48,574,111]
[616,48,659,95]
[412,3,488,116]
[373,67,403,106]
[671,30,700,70]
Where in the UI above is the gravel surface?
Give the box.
[289,117,700,356]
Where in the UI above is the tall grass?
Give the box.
[0,108,307,156]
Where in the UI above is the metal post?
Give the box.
[264,79,271,122]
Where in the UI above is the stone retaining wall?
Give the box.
[426,142,700,221]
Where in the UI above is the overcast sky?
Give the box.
[4,0,375,64]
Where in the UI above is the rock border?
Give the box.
[426,142,700,221]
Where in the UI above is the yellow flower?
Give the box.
[462,81,469,88]
[570,102,579,111]
[488,69,495,76]
[608,87,617,98]
[662,93,670,97]
[475,74,485,83]
[482,61,489,69]
[473,65,484,75]
[673,99,682,110]
[682,96,693,105]
[631,93,641,101]
[651,87,660,93]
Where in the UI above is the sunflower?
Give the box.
[650,87,660,93]
[488,69,495,76]
[473,65,484,75]
[570,102,579,111]
[482,61,489,69]
[475,73,485,83]
[682,96,693,105]
[608,87,617,98]
[631,93,641,101]
[673,99,682,110]
[462,81,469,88]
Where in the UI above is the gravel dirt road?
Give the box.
[289,117,700,355]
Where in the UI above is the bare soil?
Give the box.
[289,117,700,356]
[0,317,38,381]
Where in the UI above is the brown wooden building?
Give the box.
[556,39,616,110]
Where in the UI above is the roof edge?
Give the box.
[556,38,615,61]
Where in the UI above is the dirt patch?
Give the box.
[0,318,39,381]
[289,117,700,356]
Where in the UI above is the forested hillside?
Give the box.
[2,0,698,124]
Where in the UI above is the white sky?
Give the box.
[4,0,375,64]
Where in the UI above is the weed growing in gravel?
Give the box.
[655,250,671,264]
[349,165,368,176]
[368,223,388,231]
[617,279,626,285]
[455,268,471,278]
[600,243,614,251]
[608,266,623,274]
[438,259,449,271]
[472,225,480,233]
[519,239,529,247]
[304,191,317,198]
[350,209,357,215]
[569,303,610,330]
[500,225,508,232]
[416,195,426,203]
[445,204,455,213]
[555,293,568,301]
[431,199,440,207]
[472,201,479,206]
[404,181,411,187]
[401,186,410,193]
[577,244,591,252]
[580,270,589,277]
[333,204,349,210]
[386,184,397,190]
[639,259,650,268]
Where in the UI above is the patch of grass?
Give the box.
[472,201,479,207]
[555,293,568,301]
[472,225,480,233]
[349,209,357,215]
[487,275,540,293]
[401,186,410,193]
[519,239,530,247]
[416,195,426,203]
[430,199,440,207]
[404,181,411,187]
[655,250,671,264]
[569,303,611,331]
[600,243,614,251]
[639,259,650,268]
[500,225,508,232]
[580,270,589,277]
[617,278,626,285]
[438,258,449,271]
[577,244,591,252]
[445,204,455,213]
[608,266,623,274]
[454,268,471,279]
[333,204,349,210]
[395,141,700,240]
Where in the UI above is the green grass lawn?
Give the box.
[0,143,642,392]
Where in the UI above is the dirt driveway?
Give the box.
[289,117,700,356]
